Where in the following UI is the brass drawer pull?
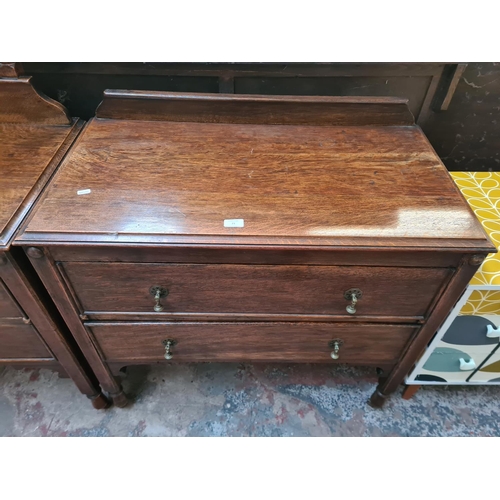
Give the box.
[162,339,177,360]
[328,339,344,359]
[149,286,169,312]
[344,288,362,315]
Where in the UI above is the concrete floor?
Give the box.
[1,363,499,436]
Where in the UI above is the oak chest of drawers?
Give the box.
[0,70,108,408]
[15,90,496,407]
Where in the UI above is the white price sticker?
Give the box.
[224,219,244,228]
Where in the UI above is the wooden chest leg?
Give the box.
[89,392,112,409]
[25,247,127,407]
[109,390,129,408]
[367,256,483,408]
[1,251,109,407]
[368,388,388,408]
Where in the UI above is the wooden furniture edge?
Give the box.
[95,90,415,126]
[0,251,109,406]
[0,76,71,125]
[0,118,85,250]
[369,255,485,407]
[24,247,128,407]
[0,62,24,78]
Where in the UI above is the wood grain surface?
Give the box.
[0,62,23,78]
[96,90,415,125]
[0,76,106,404]
[0,125,71,236]
[48,245,464,267]
[0,278,25,319]
[14,91,496,407]
[60,262,451,319]
[0,77,71,125]
[18,116,490,248]
[0,319,54,359]
[0,119,84,249]
[87,321,418,364]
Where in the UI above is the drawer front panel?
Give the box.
[0,320,54,359]
[62,263,451,318]
[87,322,417,364]
[0,279,25,319]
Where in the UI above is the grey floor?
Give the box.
[1,363,499,436]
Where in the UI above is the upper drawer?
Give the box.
[0,279,25,319]
[60,262,452,320]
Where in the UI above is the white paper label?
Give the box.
[224,219,244,228]
[77,189,91,195]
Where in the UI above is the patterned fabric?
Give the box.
[408,172,500,384]
[451,172,500,286]
[461,290,500,315]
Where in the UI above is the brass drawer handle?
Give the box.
[149,286,169,312]
[328,339,344,360]
[162,339,177,360]
[344,288,362,315]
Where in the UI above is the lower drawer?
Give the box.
[0,279,25,319]
[0,319,54,360]
[86,322,418,364]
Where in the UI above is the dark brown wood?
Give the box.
[14,90,495,408]
[0,74,107,408]
[83,312,427,324]
[0,319,54,359]
[0,78,83,250]
[24,247,125,397]
[0,120,83,248]
[402,384,421,400]
[0,250,104,400]
[16,100,492,250]
[440,64,468,111]
[469,254,486,266]
[86,322,417,364]
[59,262,452,320]
[416,74,442,126]
[110,390,129,407]
[0,278,26,319]
[0,62,24,78]
[96,90,415,125]
[48,245,464,267]
[368,388,387,408]
[0,77,71,125]
[89,392,111,410]
[371,255,486,401]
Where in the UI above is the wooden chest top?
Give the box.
[16,90,493,252]
[0,78,82,250]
